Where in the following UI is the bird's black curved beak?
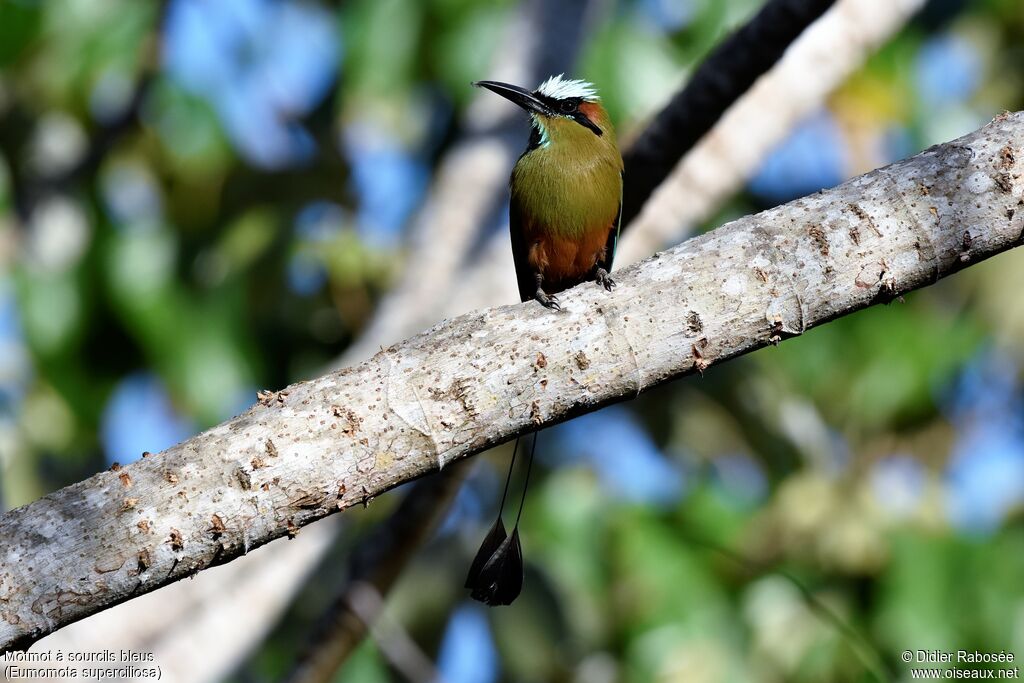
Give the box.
[473,80,551,116]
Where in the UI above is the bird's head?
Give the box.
[473,74,613,146]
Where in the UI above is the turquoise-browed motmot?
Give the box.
[465,75,623,605]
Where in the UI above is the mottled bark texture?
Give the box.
[3,113,1024,652]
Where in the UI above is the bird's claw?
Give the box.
[535,290,560,311]
[595,268,616,292]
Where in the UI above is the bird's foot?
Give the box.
[534,290,560,311]
[595,268,616,291]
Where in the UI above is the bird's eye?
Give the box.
[559,99,575,113]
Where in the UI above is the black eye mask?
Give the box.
[536,93,603,136]
[571,111,603,136]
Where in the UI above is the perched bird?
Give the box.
[465,75,623,605]
[476,74,624,309]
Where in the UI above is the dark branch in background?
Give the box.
[620,0,836,228]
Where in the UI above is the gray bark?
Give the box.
[3,112,1023,652]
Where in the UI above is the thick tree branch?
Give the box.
[3,112,1023,652]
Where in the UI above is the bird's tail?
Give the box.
[465,431,537,606]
